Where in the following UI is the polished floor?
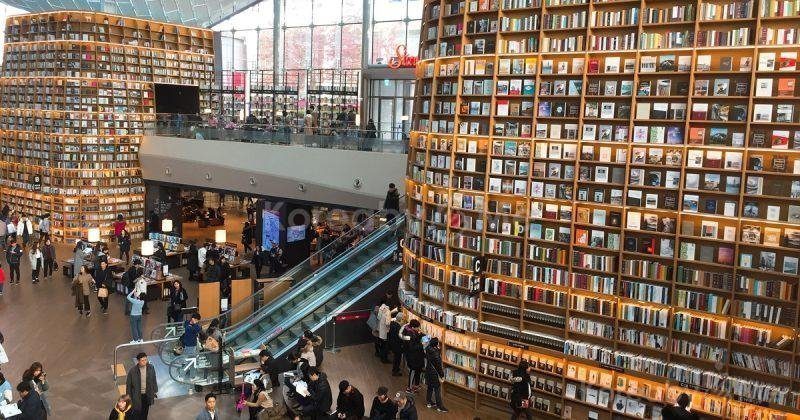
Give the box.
[0,200,489,418]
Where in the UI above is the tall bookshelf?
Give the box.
[0,11,215,241]
[248,69,301,124]
[406,0,800,418]
[307,69,360,134]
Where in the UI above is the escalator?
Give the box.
[148,212,405,387]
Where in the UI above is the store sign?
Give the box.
[31,175,41,191]
[388,45,419,69]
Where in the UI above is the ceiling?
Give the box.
[0,0,255,27]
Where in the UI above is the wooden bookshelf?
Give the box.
[0,11,215,242]
[406,0,800,417]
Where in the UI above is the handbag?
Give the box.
[519,399,530,409]
[97,286,108,298]
[0,342,8,364]
[366,307,379,333]
[172,333,185,356]
[53,261,58,270]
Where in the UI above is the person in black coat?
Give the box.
[252,246,265,278]
[423,338,447,412]
[204,258,222,283]
[301,368,332,419]
[241,222,253,253]
[388,313,404,376]
[168,280,188,323]
[383,183,400,221]
[368,387,397,420]
[153,243,168,264]
[510,361,534,420]
[662,393,700,420]
[148,211,160,234]
[118,230,131,264]
[334,380,364,419]
[16,382,47,420]
[395,392,418,420]
[186,242,199,282]
[93,260,113,315]
[126,353,158,419]
[400,320,424,392]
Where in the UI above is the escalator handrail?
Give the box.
[233,229,402,352]
[224,215,405,342]
[149,203,404,339]
[271,264,403,358]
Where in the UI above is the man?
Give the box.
[662,393,700,420]
[383,183,400,221]
[16,381,46,420]
[126,352,158,420]
[5,239,21,284]
[335,380,364,419]
[388,313,404,376]
[376,299,397,364]
[301,367,332,419]
[38,215,50,242]
[424,337,447,412]
[195,392,219,420]
[368,387,397,420]
[204,258,222,283]
[258,349,279,388]
[400,320,424,393]
[395,391,418,420]
[183,313,203,355]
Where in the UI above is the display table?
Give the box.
[139,273,183,301]
[132,250,186,268]
[62,256,124,278]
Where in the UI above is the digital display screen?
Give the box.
[287,225,306,243]
[262,210,281,251]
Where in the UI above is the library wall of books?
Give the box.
[404,0,800,418]
[0,11,214,241]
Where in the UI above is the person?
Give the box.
[298,337,317,368]
[0,372,13,405]
[28,243,43,283]
[365,119,377,138]
[245,378,272,420]
[38,214,50,242]
[168,280,188,323]
[6,239,21,284]
[376,299,398,364]
[153,242,167,264]
[126,289,145,342]
[22,362,50,416]
[0,216,6,251]
[15,381,46,420]
[112,214,126,242]
[204,258,221,283]
[335,380,364,419]
[400,319,424,393]
[41,238,55,280]
[383,183,400,221]
[303,109,314,135]
[368,386,397,420]
[5,216,16,243]
[395,391,418,420]
[388,312,405,376]
[662,393,700,420]
[252,246,265,278]
[195,392,219,420]
[72,240,85,281]
[510,360,533,420]
[258,349,279,388]
[72,265,93,317]
[187,241,199,281]
[287,349,310,381]
[0,264,5,296]
[126,352,158,420]
[93,260,112,314]
[119,229,131,264]
[424,337,447,412]
[300,367,332,420]
[108,394,135,420]
[17,214,33,248]
[183,313,203,355]
[241,221,253,253]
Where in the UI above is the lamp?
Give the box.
[87,227,100,243]
[215,229,227,244]
[162,219,173,232]
[141,240,155,256]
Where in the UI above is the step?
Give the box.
[112,363,127,378]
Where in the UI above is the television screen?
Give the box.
[287,225,306,243]
[154,83,200,115]
[262,210,281,251]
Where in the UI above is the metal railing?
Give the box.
[150,114,409,154]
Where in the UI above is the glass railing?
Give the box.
[149,204,404,359]
[150,114,409,154]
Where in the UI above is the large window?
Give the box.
[213,0,274,70]
[371,0,422,65]
[282,0,363,70]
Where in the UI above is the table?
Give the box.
[138,273,183,301]
[62,257,124,278]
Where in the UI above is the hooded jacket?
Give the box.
[399,326,424,369]
[424,344,444,381]
[397,396,418,420]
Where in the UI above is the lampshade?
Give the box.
[215,229,227,244]
[87,228,101,243]
[141,240,155,256]
[162,219,173,232]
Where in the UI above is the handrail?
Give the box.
[224,215,404,343]
[149,203,404,341]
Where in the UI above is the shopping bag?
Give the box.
[0,342,9,364]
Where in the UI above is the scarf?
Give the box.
[114,405,131,420]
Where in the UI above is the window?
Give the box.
[312,25,341,69]
[284,27,312,70]
[341,24,363,69]
[370,0,422,64]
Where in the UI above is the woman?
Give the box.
[153,242,167,264]
[73,265,93,317]
[72,240,85,280]
[244,378,274,420]
[126,289,145,342]
[94,260,113,315]
[41,238,56,280]
[16,214,33,248]
[299,337,317,368]
[118,229,131,264]
[510,360,533,420]
[252,246,265,278]
[22,361,51,415]
[168,280,188,323]
[28,242,43,283]
[108,394,135,420]
[186,241,199,281]
[241,221,253,253]
[112,214,126,243]
[0,371,13,405]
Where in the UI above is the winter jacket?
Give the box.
[197,247,207,268]
[16,219,33,237]
[204,263,222,283]
[400,326,425,369]
[510,368,532,408]
[383,188,400,212]
[28,249,42,270]
[303,372,332,418]
[41,244,56,261]
[125,363,158,413]
[335,387,365,419]
[368,397,397,420]
[424,345,444,382]
[183,320,202,348]
[108,405,137,420]
[118,235,131,253]
[187,244,199,272]
[16,388,46,420]
[397,396,418,420]
[6,245,22,265]
[388,320,403,352]
[376,304,396,340]
[94,267,113,290]
[73,272,94,296]
[38,218,50,234]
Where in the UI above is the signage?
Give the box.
[334,310,371,323]
[507,341,529,350]
[31,175,41,191]
[388,45,419,69]
[470,256,486,296]
[599,363,624,373]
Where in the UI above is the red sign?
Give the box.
[334,310,371,323]
[388,45,419,69]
